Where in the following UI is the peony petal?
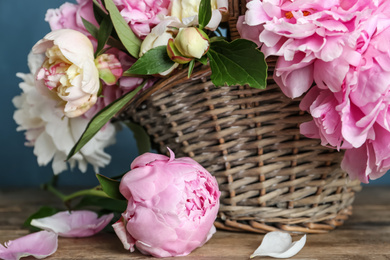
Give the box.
[0,231,58,260]
[30,210,114,237]
[250,231,306,258]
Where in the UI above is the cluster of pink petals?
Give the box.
[0,211,113,260]
[238,0,390,182]
[112,0,171,39]
[113,149,220,257]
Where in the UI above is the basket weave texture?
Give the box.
[119,0,362,234]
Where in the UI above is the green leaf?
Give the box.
[96,174,125,200]
[82,17,99,39]
[197,55,208,65]
[96,16,113,57]
[124,121,151,154]
[207,39,268,89]
[188,59,195,78]
[104,0,141,58]
[92,0,107,24]
[74,196,127,213]
[23,206,60,232]
[67,83,144,160]
[198,0,212,30]
[125,46,175,75]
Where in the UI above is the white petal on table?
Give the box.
[31,210,114,238]
[250,231,306,258]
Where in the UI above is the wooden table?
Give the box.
[1,186,389,259]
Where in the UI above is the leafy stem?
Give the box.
[44,183,109,208]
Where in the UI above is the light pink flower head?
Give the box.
[33,29,100,118]
[113,149,220,257]
[45,0,97,36]
[112,0,171,39]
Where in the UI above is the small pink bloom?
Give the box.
[45,0,98,35]
[112,0,171,39]
[30,210,114,238]
[113,149,220,257]
[95,54,123,86]
[0,231,58,260]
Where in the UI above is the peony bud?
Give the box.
[174,27,209,59]
[167,38,193,64]
[139,21,180,76]
[95,54,123,86]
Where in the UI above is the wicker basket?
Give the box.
[118,0,361,234]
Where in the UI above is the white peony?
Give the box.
[13,52,116,175]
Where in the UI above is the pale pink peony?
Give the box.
[112,0,171,39]
[33,29,100,118]
[113,149,220,257]
[45,0,98,37]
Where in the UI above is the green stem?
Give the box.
[45,183,109,203]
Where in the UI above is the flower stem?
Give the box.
[44,183,109,204]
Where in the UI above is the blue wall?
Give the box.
[1,1,389,187]
[0,0,139,187]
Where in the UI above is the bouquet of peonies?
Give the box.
[6,0,390,258]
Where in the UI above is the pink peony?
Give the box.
[113,149,220,257]
[238,0,380,98]
[112,0,171,39]
[300,1,390,182]
[45,0,98,37]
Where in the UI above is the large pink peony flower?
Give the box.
[300,2,390,182]
[238,0,380,98]
[113,149,220,257]
[112,0,171,39]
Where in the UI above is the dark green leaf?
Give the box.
[82,17,99,39]
[125,46,175,75]
[74,196,127,213]
[207,39,268,89]
[124,121,151,154]
[92,0,107,24]
[198,0,212,30]
[23,206,60,232]
[96,16,113,57]
[197,55,208,65]
[188,59,195,78]
[67,84,144,160]
[96,174,125,200]
[104,0,141,58]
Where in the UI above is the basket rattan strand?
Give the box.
[118,0,361,233]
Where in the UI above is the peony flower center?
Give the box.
[37,45,82,95]
[285,10,311,19]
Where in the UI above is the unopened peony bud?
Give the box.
[167,38,193,64]
[95,54,123,86]
[174,27,209,59]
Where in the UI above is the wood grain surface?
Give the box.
[1,186,389,259]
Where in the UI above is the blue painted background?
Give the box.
[1,1,389,187]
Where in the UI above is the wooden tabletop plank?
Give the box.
[1,186,389,259]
